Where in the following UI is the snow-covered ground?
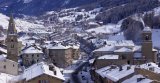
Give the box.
[0,13,47,33]
[152,29,160,49]
[23,0,33,3]
[86,24,121,34]
[58,7,102,22]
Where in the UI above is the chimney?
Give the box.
[137,78,145,82]
[49,64,57,75]
[147,63,151,66]
[127,66,131,70]
[49,65,54,71]
[54,70,57,75]
[119,66,123,71]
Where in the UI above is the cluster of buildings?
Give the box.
[0,15,80,83]
[89,26,160,82]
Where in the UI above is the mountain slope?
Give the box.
[0,0,98,16]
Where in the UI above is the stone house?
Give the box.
[21,45,44,67]
[0,54,18,75]
[45,43,80,68]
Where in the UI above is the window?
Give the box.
[122,55,126,59]
[32,54,34,58]
[13,64,15,67]
[37,55,39,57]
[26,55,28,57]
[11,39,14,42]
[145,35,149,40]
[11,44,14,48]
[4,65,6,69]
[37,59,39,62]
[127,60,130,64]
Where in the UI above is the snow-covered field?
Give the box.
[58,7,102,22]
[86,24,121,34]
[0,13,46,33]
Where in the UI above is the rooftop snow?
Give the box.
[94,40,134,52]
[114,47,133,52]
[114,40,134,47]
[98,55,119,59]
[96,65,135,82]
[47,43,79,50]
[143,27,151,32]
[13,62,65,81]
[138,62,160,74]
[22,46,43,54]
[0,47,7,54]
[94,46,115,52]
[122,74,153,83]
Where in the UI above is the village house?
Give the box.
[92,55,127,69]
[45,43,80,68]
[0,54,19,76]
[21,44,44,67]
[92,62,160,83]
[11,62,65,83]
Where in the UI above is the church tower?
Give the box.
[142,27,155,62]
[6,14,19,62]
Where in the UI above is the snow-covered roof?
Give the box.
[0,47,7,54]
[47,43,71,50]
[114,40,134,47]
[0,73,15,83]
[98,55,119,59]
[133,46,142,52]
[96,65,135,82]
[122,74,153,83]
[0,54,7,61]
[137,62,160,74]
[88,22,99,25]
[47,43,79,50]
[94,40,134,52]
[143,26,151,32]
[13,62,65,81]
[22,45,43,54]
[114,47,133,52]
[94,46,115,52]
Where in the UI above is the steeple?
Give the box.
[141,26,156,62]
[7,14,17,35]
[6,14,19,62]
